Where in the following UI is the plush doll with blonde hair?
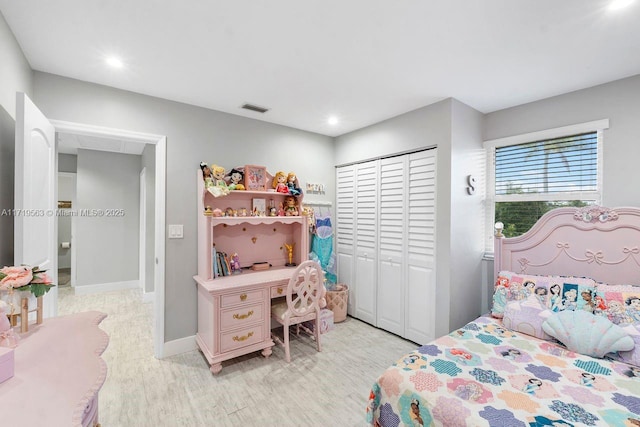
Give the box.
[206,164,230,197]
[286,172,302,196]
[272,171,289,194]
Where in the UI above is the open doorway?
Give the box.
[52,120,167,359]
[57,170,76,290]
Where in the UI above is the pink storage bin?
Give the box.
[303,308,335,334]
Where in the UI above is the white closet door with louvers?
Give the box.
[353,160,378,325]
[377,156,406,336]
[335,165,356,315]
[404,149,437,344]
[335,148,437,339]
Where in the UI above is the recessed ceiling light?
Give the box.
[609,0,634,10]
[328,116,339,125]
[106,56,123,68]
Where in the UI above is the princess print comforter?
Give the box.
[367,316,640,426]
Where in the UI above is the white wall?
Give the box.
[32,72,335,342]
[0,12,32,266]
[448,99,485,330]
[58,153,77,173]
[0,11,32,120]
[75,149,141,286]
[0,107,14,267]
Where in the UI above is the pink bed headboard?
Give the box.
[494,206,640,285]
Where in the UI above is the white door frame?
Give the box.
[139,167,147,298]
[50,120,167,359]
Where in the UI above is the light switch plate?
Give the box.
[168,224,184,239]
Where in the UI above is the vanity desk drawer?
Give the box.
[270,280,288,298]
[220,325,264,353]
[220,303,264,330]
[221,289,264,307]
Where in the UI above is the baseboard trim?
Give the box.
[162,335,197,358]
[74,280,139,295]
[142,291,155,304]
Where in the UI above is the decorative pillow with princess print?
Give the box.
[492,271,597,340]
[594,283,640,367]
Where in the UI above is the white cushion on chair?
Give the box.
[271,300,289,321]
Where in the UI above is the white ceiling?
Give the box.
[57,132,146,155]
[2,0,640,137]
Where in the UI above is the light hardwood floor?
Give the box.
[58,287,418,427]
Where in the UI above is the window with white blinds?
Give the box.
[495,132,597,197]
[485,120,607,247]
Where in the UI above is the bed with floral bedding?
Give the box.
[366,314,640,426]
[367,206,640,426]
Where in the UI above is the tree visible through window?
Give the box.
[493,132,599,238]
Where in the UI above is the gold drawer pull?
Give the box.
[233,331,254,342]
[240,293,248,301]
[233,310,254,320]
[277,287,283,295]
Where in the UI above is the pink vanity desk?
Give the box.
[0,311,109,426]
[195,168,309,374]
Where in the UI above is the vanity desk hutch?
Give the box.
[194,168,308,374]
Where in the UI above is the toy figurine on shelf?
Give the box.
[227,168,245,191]
[204,206,213,216]
[268,199,277,216]
[230,253,242,274]
[284,242,296,266]
[284,196,299,216]
[287,172,302,197]
[272,171,289,194]
[200,162,214,188]
[207,164,230,197]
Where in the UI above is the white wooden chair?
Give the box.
[271,260,324,362]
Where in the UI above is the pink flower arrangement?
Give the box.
[0,265,55,297]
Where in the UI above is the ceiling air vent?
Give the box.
[241,103,269,113]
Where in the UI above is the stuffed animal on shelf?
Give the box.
[287,172,302,196]
[207,164,230,197]
[200,162,214,188]
[227,168,245,191]
[284,196,299,216]
[272,171,289,194]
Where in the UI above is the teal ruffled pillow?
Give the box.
[542,310,635,358]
